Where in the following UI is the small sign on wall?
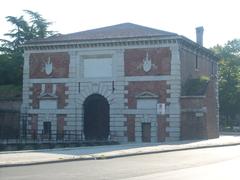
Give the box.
[157,103,165,115]
[195,112,204,117]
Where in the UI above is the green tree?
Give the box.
[0,10,54,85]
[212,39,240,128]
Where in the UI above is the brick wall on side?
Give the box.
[180,97,206,140]
[180,112,207,140]
[204,79,219,138]
[180,79,219,140]
[180,48,217,84]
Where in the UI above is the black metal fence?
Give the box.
[0,130,85,144]
[0,130,115,145]
[0,131,118,151]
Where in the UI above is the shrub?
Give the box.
[182,76,210,96]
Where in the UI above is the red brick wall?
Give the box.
[180,112,207,140]
[29,52,70,78]
[180,48,218,140]
[30,84,41,109]
[180,79,219,140]
[124,48,171,142]
[126,115,135,142]
[180,97,206,140]
[124,48,171,76]
[204,79,219,138]
[30,83,68,109]
[30,114,38,139]
[57,114,66,139]
[125,81,169,108]
[56,84,68,109]
[45,83,53,93]
[180,49,217,83]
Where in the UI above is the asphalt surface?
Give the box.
[1,145,240,180]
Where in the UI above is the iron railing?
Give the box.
[0,130,84,144]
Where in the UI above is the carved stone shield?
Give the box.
[143,53,152,72]
[45,57,53,75]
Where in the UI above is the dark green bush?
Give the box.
[182,76,210,96]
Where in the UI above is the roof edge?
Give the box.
[22,35,178,47]
[177,36,219,61]
[23,35,218,61]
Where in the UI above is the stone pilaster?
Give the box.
[166,45,181,141]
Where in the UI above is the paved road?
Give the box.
[1,145,240,180]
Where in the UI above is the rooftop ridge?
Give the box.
[26,23,177,44]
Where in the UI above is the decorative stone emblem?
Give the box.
[143,52,152,72]
[44,57,53,75]
[137,52,157,72]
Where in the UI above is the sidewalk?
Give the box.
[0,135,240,167]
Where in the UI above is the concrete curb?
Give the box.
[95,143,240,160]
[1,142,240,168]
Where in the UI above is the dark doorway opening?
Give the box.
[83,94,110,140]
[142,122,151,142]
[43,121,51,140]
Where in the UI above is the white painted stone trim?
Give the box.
[125,75,170,81]
[166,44,181,140]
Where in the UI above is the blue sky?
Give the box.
[0,0,239,48]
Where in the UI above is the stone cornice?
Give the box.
[23,36,178,50]
[23,35,219,61]
[177,36,219,61]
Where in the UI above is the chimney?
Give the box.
[196,26,204,46]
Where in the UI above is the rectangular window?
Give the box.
[137,99,157,109]
[195,55,199,70]
[83,58,112,78]
[40,100,57,109]
[211,62,214,75]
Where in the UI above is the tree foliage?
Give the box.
[0,10,54,85]
[212,39,240,128]
[182,76,210,96]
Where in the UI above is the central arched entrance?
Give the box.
[83,94,110,140]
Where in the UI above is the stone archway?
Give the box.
[83,94,110,140]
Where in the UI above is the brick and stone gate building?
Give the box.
[22,23,219,142]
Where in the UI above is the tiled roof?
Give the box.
[26,23,177,44]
